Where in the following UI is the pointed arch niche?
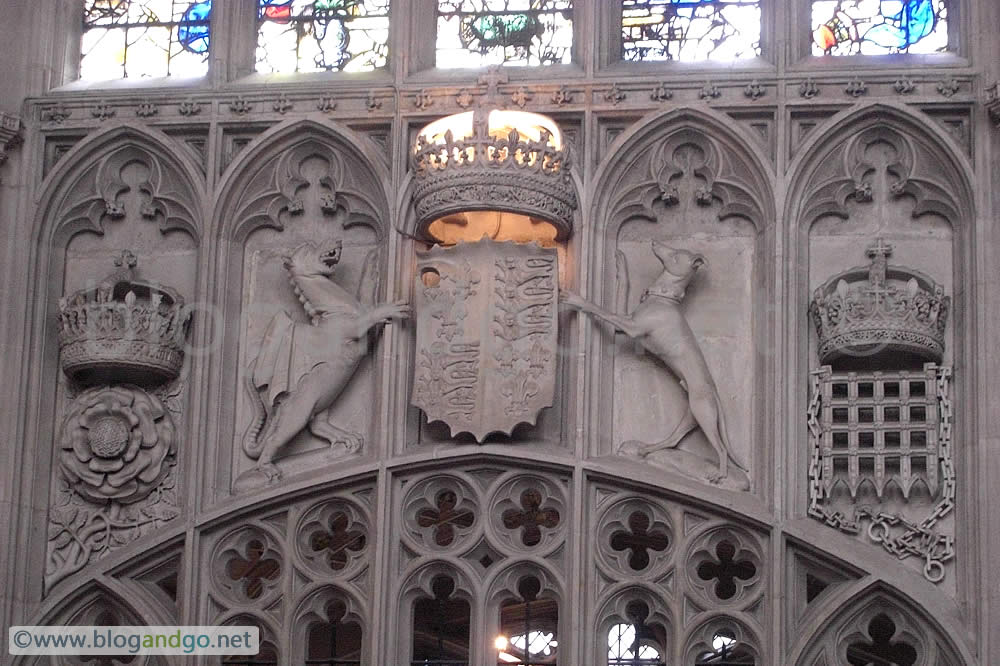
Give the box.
[586,109,774,493]
[787,104,975,591]
[23,125,205,596]
[209,119,393,494]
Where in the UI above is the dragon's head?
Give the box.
[284,240,343,277]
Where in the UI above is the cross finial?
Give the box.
[477,65,508,106]
[114,249,138,269]
[866,238,893,261]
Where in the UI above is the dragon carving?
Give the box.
[242,240,409,482]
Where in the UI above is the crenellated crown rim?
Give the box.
[810,239,949,364]
[58,251,190,386]
[411,109,577,241]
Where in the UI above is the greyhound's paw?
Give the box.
[341,434,363,454]
[707,471,726,485]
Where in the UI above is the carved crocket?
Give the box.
[243,240,409,481]
[561,241,748,485]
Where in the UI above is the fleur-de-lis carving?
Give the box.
[699,81,721,100]
[936,78,960,98]
[91,103,116,121]
[413,89,434,111]
[610,511,670,571]
[43,105,72,123]
[272,94,293,114]
[799,78,820,99]
[135,100,158,118]
[605,84,626,105]
[501,489,560,547]
[229,97,253,115]
[225,539,281,600]
[650,82,673,102]
[743,79,765,100]
[416,490,475,547]
[551,85,573,105]
[316,95,337,112]
[510,86,532,108]
[845,77,868,97]
[178,98,202,116]
[308,512,366,571]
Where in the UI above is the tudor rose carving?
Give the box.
[562,243,747,486]
[241,240,409,482]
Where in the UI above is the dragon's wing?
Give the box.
[252,311,296,406]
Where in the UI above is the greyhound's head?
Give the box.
[651,241,705,278]
[284,239,343,278]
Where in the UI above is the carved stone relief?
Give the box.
[412,239,558,441]
[237,240,408,486]
[565,242,750,489]
[49,247,192,590]
[229,135,393,488]
[588,122,766,491]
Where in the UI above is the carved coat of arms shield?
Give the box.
[412,239,558,440]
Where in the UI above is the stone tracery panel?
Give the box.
[587,111,773,491]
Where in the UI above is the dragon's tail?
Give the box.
[242,362,267,460]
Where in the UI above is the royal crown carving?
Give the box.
[58,250,190,385]
[810,239,949,364]
[411,110,577,239]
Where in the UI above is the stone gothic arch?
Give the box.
[206,118,399,496]
[782,102,979,593]
[580,107,776,494]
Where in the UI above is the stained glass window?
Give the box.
[620,0,762,62]
[80,0,212,80]
[255,0,390,73]
[436,1,574,68]
[811,0,949,55]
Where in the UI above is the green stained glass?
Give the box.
[436,1,574,68]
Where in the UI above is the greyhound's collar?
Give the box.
[640,287,685,304]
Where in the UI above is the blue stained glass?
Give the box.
[179,0,211,54]
[811,0,948,55]
[80,0,213,80]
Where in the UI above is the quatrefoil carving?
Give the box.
[610,511,670,571]
[501,488,561,547]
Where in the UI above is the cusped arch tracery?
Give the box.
[792,585,968,666]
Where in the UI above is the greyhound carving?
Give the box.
[242,240,409,482]
[561,242,747,485]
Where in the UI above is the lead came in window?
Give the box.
[435,0,574,68]
[620,0,762,62]
[811,0,949,55]
[80,0,212,80]
[255,0,390,73]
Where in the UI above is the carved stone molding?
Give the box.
[0,112,22,183]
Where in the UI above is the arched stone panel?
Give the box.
[584,107,776,493]
[784,103,977,591]
[21,124,205,596]
[792,584,969,665]
[208,118,396,495]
